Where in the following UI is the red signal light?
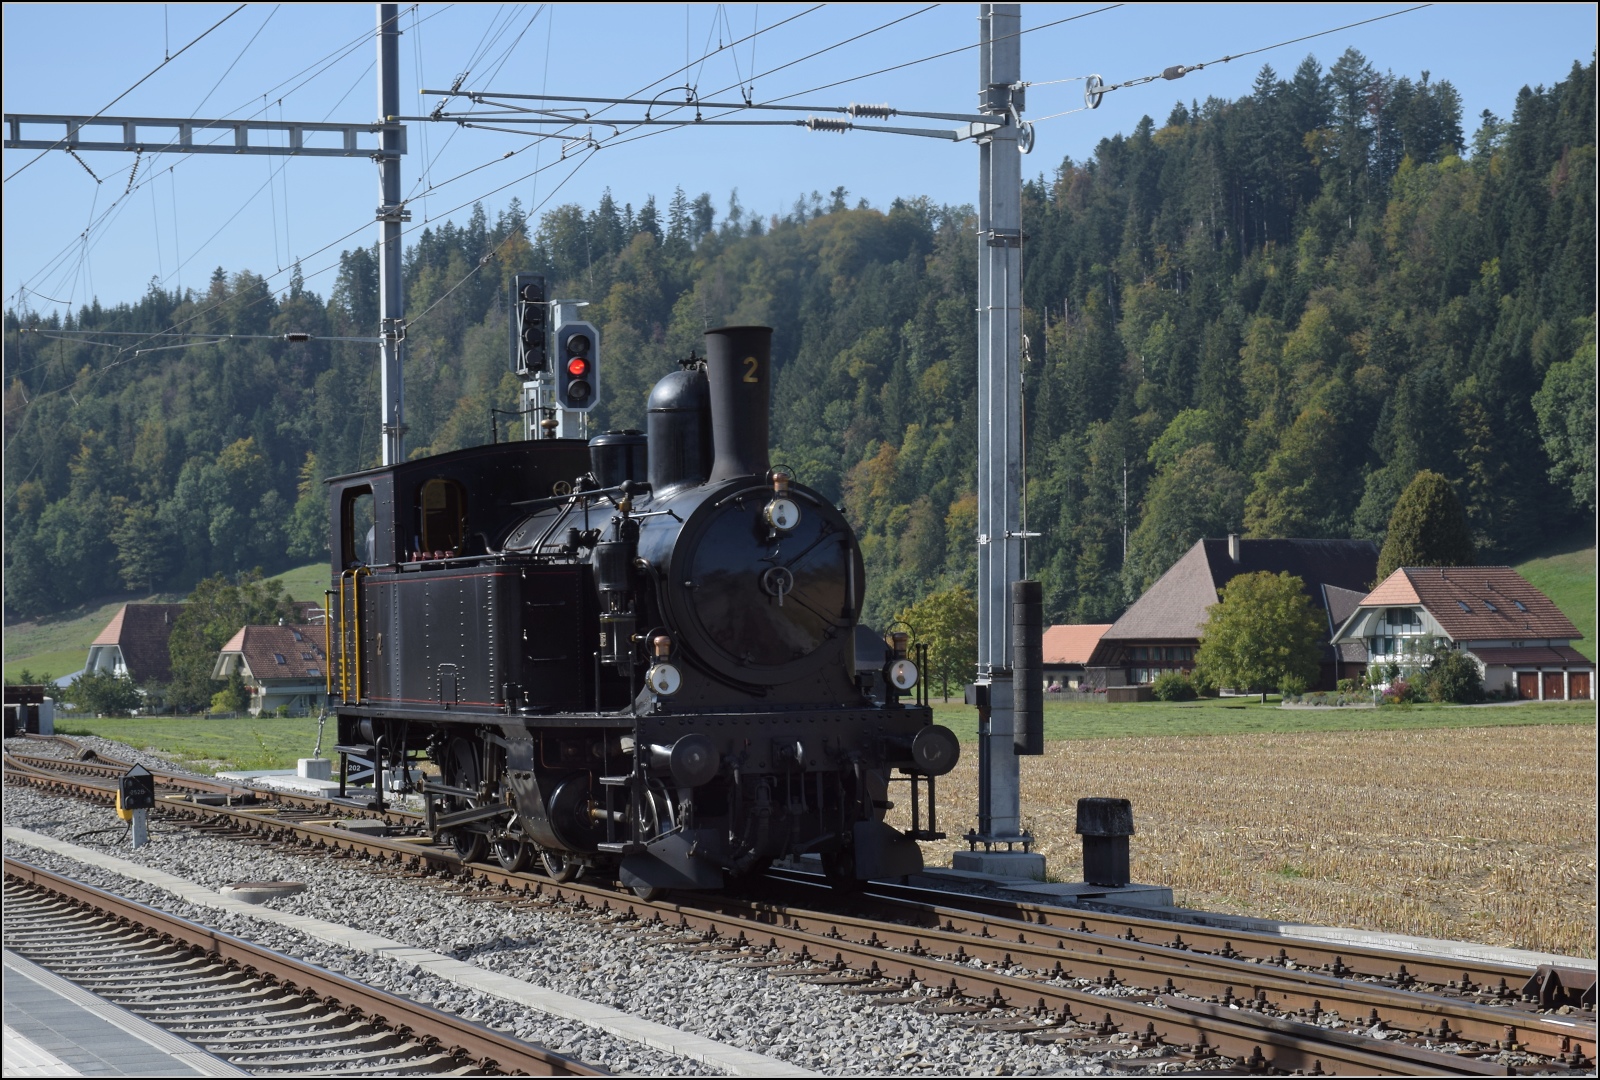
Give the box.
[567,357,588,376]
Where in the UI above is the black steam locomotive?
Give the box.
[325,326,959,896]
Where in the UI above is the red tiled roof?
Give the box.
[218,624,328,683]
[90,603,186,683]
[1363,569,1421,606]
[1043,625,1111,665]
[1387,567,1579,642]
[1467,645,1592,668]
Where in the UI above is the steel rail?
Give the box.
[688,887,1591,1061]
[767,865,1553,991]
[10,753,1590,1073]
[3,857,606,1077]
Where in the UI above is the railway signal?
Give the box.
[117,762,155,848]
[510,273,548,375]
[555,320,599,411]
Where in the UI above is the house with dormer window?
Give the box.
[1084,535,1378,691]
[211,623,329,716]
[1329,566,1592,700]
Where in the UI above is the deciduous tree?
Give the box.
[893,586,977,702]
[1194,571,1324,702]
[167,571,293,711]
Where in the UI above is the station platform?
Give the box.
[3,950,246,1078]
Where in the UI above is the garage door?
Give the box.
[1517,672,1539,699]
[1570,672,1591,701]
[1543,672,1565,700]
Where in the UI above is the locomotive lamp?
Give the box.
[889,658,919,691]
[646,634,680,696]
[764,469,800,532]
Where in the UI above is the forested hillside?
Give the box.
[5,50,1593,630]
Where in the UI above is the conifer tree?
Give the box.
[1375,471,1475,582]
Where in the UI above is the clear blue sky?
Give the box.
[3,3,1593,314]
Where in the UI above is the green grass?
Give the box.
[53,716,328,772]
[1514,530,1596,662]
[269,563,333,603]
[3,649,88,685]
[3,598,145,664]
[44,699,1595,773]
[923,696,1596,743]
[4,565,326,679]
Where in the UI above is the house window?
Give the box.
[1386,608,1421,633]
[274,653,287,665]
[301,652,316,661]
[307,668,321,677]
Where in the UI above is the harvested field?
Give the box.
[895,723,1597,959]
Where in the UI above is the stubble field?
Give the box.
[898,723,1597,959]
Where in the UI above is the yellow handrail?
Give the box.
[323,589,335,699]
[350,566,369,702]
[337,572,351,702]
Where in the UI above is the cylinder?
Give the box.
[1012,579,1044,755]
[703,325,773,483]
[646,365,711,493]
[589,430,647,489]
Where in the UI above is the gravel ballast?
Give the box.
[2,751,1130,1076]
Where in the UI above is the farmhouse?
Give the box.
[211,623,329,716]
[1084,535,1378,691]
[1042,624,1110,689]
[84,603,186,684]
[1330,566,1592,700]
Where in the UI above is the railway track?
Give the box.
[7,737,1595,1076]
[3,857,604,1076]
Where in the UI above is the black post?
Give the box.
[1075,797,1133,887]
[1012,579,1044,755]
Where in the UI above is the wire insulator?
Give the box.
[67,149,101,184]
[124,149,143,194]
[805,117,852,134]
[847,102,894,119]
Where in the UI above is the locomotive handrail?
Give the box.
[323,589,335,699]
[336,567,370,704]
[509,478,651,510]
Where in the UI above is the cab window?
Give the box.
[418,478,467,553]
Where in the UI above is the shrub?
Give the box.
[1336,678,1355,692]
[1423,649,1484,704]
[1384,677,1419,705]
[1151,670,1198,701]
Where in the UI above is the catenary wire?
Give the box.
[3,4,247,183]
[1035,2,1434,118]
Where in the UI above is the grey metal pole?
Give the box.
[377,4,407,465]
[966,4,1036,866]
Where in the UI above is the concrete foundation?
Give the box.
[1001,880,1174,908]
[297,757,332,780]
[949,849,1047,880]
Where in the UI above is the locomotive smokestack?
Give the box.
[703,325,773,483]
